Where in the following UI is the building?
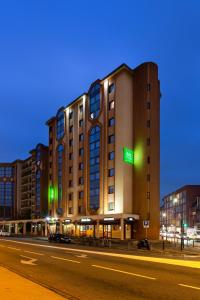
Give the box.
[160,185,200,232]
[0,143,48,221]
[46,62,160,239]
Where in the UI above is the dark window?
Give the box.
[108,151,115,160]
[89,125,101,210]
[147,83,151,91]
[147,120,150,128]
[147,156,150,164]
[109,117,115,127]
[56,110,65,140]
[109,100,115,110]
[69,153,73,160]
[78,206,82,214]
[108,134,115,144]
[69,111,73,119]
[79,119,83,127]
[79,177,84,185]
[49,150,52,156]
[79,133,84,142]
[108,168,115,177]
[68,207,73,214]
[49,126,52,132]
[79,148,84,156]
[49,138,53,144]
[147,138,150,146]
[69,139,73,147]
[69,125,73,133]
[89,83,101,119]
[69,193,73,200]
[49,174,52,180]
[147,174,150,181]
[108,185,114,194]
[108,83,115,93]
[147,102,151,109]
[79,105,83,112]
[79,163,84,170]
[69,180,73,187]
[49,163,52,169]
[79,191,84,199]
[69,166,73,173]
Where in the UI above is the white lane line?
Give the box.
[24,250,44,256]
[179,284,200,291]
[20,255,37,265]
[76,254,88,258]
[51,256,80,264]
[7,247,20,251]
[3,239,200,270]
[92,264,156,280]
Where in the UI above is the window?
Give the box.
[108,168,115,177]
[108,83,115,94]
[147,174,150,181]
[79,119,83,127]
[69,166,73,173]
[147,102,151,109]
[79,105,83,113]
[108,134,115,144]
[79,133,84,142]
[56,110,65,140]
[147,83,151,91]
[49,126,52,132]
[69,153,73,160]
[79,148,84,156]
[147,138,150,146]
[69,125,73,133]
[69,180,73,187]
[49,162,52,169]
[78,206,82,214]
[79,163,84,170]
[89,83,101,119]
[68,193,73,201]
[147,120,150,128]
[109,100,115,110]
[79,191,84,199]
[68,207,73,214]
[69,111,73,119]
[0,167,13,177]
[147,156,150,164]
[36,170,41,209]
[79,177,84,185]
[49,138,53,145]
[69,139,73,147]
[49,150,52,156]
[108,202,114,211]
[109,117,115,127]
[108,151,115,160]
[57,144,64,208]
[0,181,14,218]
[89,125,101,210]
[108,185,114,194]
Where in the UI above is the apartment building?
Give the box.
[46,62,160,239]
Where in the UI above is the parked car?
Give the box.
[48,233,71,244]
[137,238,151,250]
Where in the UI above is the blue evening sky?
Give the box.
[0,0,200,198]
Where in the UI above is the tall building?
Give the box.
[46,62,160,239]
[160,185,200,231]
[0,143,48,221]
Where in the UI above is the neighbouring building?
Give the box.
[160,185,200,231]
[46,62,160,239]
[0,143,48,221]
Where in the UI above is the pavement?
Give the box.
[0,266,66,300]
[0,237,200,299]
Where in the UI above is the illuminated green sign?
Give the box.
[50,186,54,200]
[123,147,134,165]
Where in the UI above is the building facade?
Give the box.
[46,62,160,239]
[160,185,200,231]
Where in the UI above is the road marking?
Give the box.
[51,256,80,264]
[7,247,20,251]
[179,284,200,291]
[3,239,200,270]
[20,255,37,265]
[24,250,44,256]
[92,264,156,280]
[76,254,87,258]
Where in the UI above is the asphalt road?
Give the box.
[0,238,200,300]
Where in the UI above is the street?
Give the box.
[0,238,200,299]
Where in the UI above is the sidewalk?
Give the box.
[0,266,66,300]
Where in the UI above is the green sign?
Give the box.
[123,147,134,165]
[50,186,54,200]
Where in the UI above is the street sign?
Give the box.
[143,220,150,228]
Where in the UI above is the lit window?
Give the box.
[89,83,101,119]
[108,151,115,160]
[109,100,115,110]
[108,168,115,177]
[108,202,115,211]
[109,117,115,127]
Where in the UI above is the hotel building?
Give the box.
[46,62,160,240]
